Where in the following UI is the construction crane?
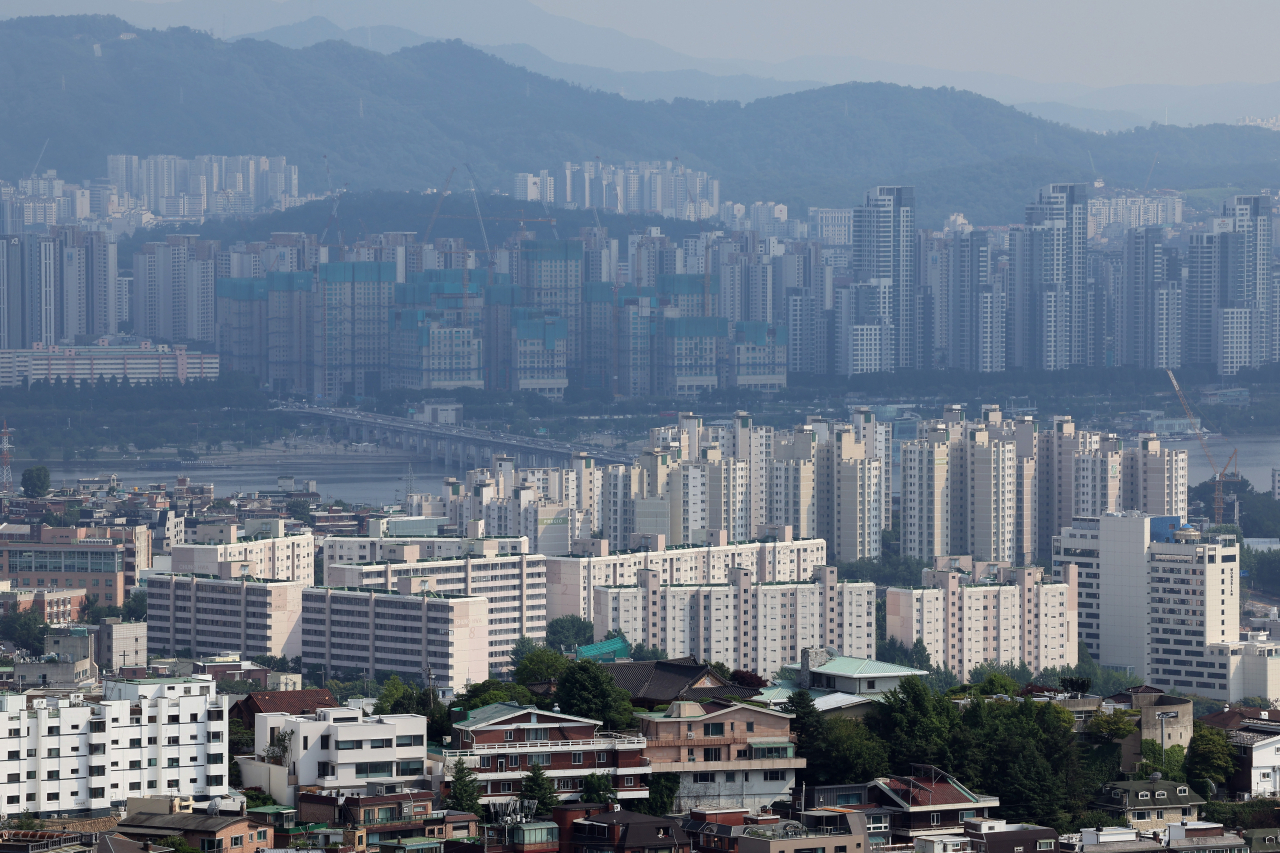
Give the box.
[1166,369,1240,525]
[464,163,495,287]
[422,167,455,244]
[319,154,344,245]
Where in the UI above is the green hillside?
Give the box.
[4,15,1280,227]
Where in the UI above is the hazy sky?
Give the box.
[531,0,1280,88]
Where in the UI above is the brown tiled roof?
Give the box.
[883,778,975,806]
[601,659,746,704]
[238,688,338,717]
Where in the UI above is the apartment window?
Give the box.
[723,773,735,783]
[1037,842,1054,850]
[129,738,142,749]
[47,749,59,758]
[931,814,941,826]
[703,723,725,737]
[369,739,392,749]
[5,796,16,805]
[355,762,393,779]
[764,770,785,781]
[167,780,180,789]
[693,772,715,783]
[504,731,514,741]
[703,748,722,762]
[397,761,424,777]
[396,735,424,747]
[1133,812,1150,822]
[597,751,607,762]
[46,770,59,781]
[746,721,754,733]
[526,728,549,741]
[47,727,59,736]
[320,735,330,750]
[147,781,157,789]
[480,757,491,769]
[500,782,513,793]
[572,752,583,765]
[46,793,59,802]
[336,740,360,750]
[90,744,106,755]
[200,840,223,852]
[128,782,141,791]
[231,837,244,848]
[89,766,106,777]
[168,758,180,768]
[3,774,14,784]
[625,776,635,786]
[1138,792,1150,800]
[90,788,105,799]
[256,832,267,841]
[530,754,552,766]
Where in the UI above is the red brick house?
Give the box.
[434,702,649,806]
[229,688,338,729]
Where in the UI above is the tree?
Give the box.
[228,719,255,755]
[554,660,633,730]
[1139,739,1186,782]
[521,762,560,815]
[510,635,540,669]
[581,772,617,805]
[241,788,276,809]
[781,689,826,772]
[1185,721,1235,784]
[374,675,411,715]
[972,671,1020,697]
[1059,676,1092,695]
[0,610,47,655]
[285,498,312,523]
[514,646,569,686]
[216,679,262,695]
[730,669,767,689]
[158,837,200,853]
[1239,696,1276,710]
[815,717,890,784]
[444,757,483,816]
[1087,710,1137,742]
[708,661,732,681]
[20,466,49,499]
[629,644,667,661]
[629,773,679,816]
[121,588,148,622]
[909,638,932,671]
[545,615,594,651]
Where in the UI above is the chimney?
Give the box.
[240,801,247,816]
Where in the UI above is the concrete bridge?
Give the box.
[296,406,636,471]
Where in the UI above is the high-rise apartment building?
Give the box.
[593,565,875,675]
[145,576,305,659]
[886,556,1076,677]
[312,261,397,398]
[851,187,917,369]
[1010,183,1090,370]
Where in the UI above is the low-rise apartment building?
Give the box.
[435,702,650,806]
[321,533,528,569]
[635,699,802,811]
[0,529,131,606]
[545,531,827,622]
[95,617,148,673]
[145,576,306,660]
[321,552,548,671]
[238,705,433,806]
[0,676,229,820]
[886,556,1077,676]
[297,588,489,692]
[593,566,874,675]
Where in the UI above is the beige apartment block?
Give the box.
[545,532,827,622]
[593,565,874,675]
[146,575,305,659]
[171,531,315,583]
[886,555,1076,677]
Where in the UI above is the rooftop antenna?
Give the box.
[0,421,13,494]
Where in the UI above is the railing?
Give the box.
[441,736,646,758]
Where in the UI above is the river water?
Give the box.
[1165,434,1280,492]
[42,455,453,507]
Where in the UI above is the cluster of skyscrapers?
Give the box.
[516,159,720,220]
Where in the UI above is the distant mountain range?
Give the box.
[5,15,1280,227]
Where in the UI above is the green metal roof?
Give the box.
[806,657,927,678]
[575,635,629,661]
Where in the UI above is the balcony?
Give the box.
[440,735,646,758]
[647,756,804,774]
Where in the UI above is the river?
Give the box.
[1165,434,1280,491]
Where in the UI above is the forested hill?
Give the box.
[5,15,1280,226]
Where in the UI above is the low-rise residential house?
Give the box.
[434,702,650,807]
[683,806,868,853]
[601,658,761,710]
[228,689,338,730]
[1059,827,1164,853]
[792,768,1000,846]
[1165,822,1248,853]
[635,699,803,812]
[297,787,478,849]
[961,818,1059,853]
[1091,781,1204,832]
[756,649,926,718]
[1241,829,1280,853]
[553,804,691,853]
[1227,722,1280,798]
[238,706,434,806]
[114,812,268,852]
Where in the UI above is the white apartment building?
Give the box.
[1124,435,1189,519]
[886,556,1076,677]
[321,532,529,570]
[171,531,314,583]
[239,706,433,807]
[0,676,229,820]
[146,575,305,659]
[321,552,548,670]
[1204,632,1280,702]
[593,565,875,675]
[298,587,489,691]
[1051,513,1238,683]
[545,531,827,622]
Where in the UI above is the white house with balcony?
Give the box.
[238,707,435,806]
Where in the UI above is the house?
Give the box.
[634,699,804,812]
[553,804,691,853]
[601,658,761,709]
[297,786,479,849]
[1091,781,1205,832]
[434,702,650,806]
[237,706,433,806]
[961,818,1059,853]
[114,811,269,852]
[756,649,926,718]
[1165,822,1247,853]
[228,689,338,729]
[793,766,1000,846]
[1227,723,1280,797]
[1241,829,1280,853]
[1059,827,1164,853]
[682,806,868,853]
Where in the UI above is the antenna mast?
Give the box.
[0,421,13,494]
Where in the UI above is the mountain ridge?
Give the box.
[3,15,1280,227]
